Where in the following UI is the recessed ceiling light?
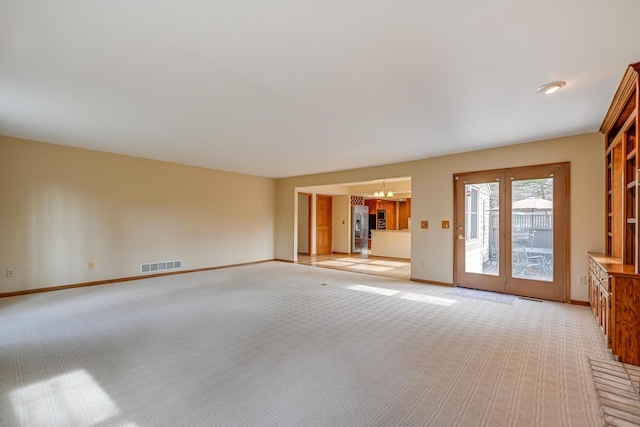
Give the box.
[536,81,566,94]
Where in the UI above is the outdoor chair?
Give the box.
[512,244,544,277]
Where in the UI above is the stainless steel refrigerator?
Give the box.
[351,205,369,254]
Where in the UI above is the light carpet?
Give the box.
[446,287,519,305]
[0,261,609,426]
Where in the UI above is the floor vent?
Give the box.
[140,260,182,274]
[519,296,544,302]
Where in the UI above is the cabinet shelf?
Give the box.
[628,218,637,224]
[628,181,637,189]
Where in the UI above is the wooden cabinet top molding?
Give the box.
[600,62,640,135]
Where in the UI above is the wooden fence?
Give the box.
[489,212,553,249]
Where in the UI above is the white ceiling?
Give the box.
[1,1,639,179]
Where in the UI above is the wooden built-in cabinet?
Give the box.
[588,255,613,351]
[589,254,640,364]
[591,62,640,364]
[603,63,640,266]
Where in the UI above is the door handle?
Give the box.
[457,234,465,240]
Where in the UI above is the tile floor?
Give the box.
[590,357,640,426]
[296,252,411,280]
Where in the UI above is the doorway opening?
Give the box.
[295,178,412,280]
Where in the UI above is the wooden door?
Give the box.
[316,194,332,255]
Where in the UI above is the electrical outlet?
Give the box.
[442,220,450,229]
[6,268,15,278]
[88,261,94,270]
[421,221,429,229]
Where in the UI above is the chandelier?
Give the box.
[374,181,394,198]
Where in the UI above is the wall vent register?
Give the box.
[140,260,182,274]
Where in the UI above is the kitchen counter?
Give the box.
[370,230,411,259]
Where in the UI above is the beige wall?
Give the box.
[275,132,604,301]
[332,195,350,253]
[1,132,604,301]
[0,136,275,293]
[297,194,309,254]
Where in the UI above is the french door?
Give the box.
[453,163,569,302]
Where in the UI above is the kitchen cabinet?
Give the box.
[364,199,397,230]
[398,199,411,230]
[384,200,396,230]
[364,199,377,215]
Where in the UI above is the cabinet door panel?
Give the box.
[612,277,640,364]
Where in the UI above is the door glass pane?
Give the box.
[511,178,553,281]
[465,181,499,275]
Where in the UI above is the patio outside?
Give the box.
[466,178,553,282]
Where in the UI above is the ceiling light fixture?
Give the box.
[374,181,394,198]
[536,81,566,95]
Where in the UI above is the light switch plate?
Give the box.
[442,220,450,229]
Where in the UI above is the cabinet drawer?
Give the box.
[595,266,609,291]
[601,272,611,292]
